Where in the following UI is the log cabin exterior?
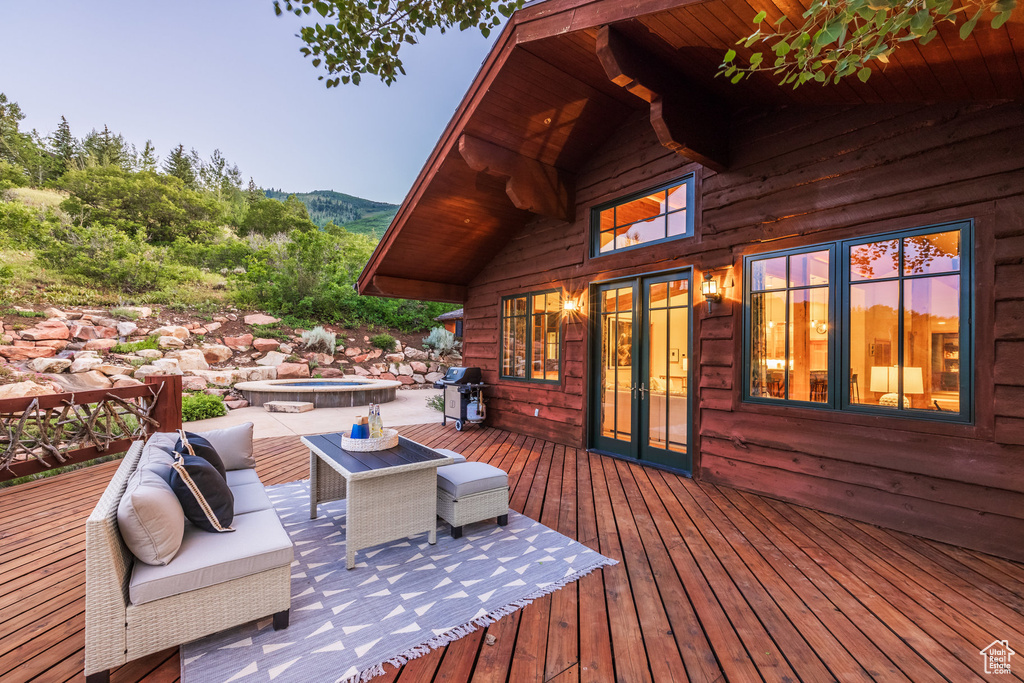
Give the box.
[358,0,1024,562]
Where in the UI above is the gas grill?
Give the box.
[433,367,486,431]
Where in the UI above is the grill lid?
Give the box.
[439,367,482,384]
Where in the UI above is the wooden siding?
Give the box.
[5,426,1024,682]
[462,101,1024,562]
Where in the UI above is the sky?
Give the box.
[0,1,499,204]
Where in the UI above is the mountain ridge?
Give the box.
[264,188,398,238]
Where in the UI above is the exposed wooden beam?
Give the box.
[595,25,729,171]
[458,134,575,222]
[369,276,466,304]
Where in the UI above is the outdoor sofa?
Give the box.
[84,423,293,683]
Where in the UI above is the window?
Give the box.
[501,290,561,382]
[748,247,833,403]
[592,175,694,256]
[743,222,971,421]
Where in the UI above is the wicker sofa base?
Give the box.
[437,486,509,538]
[125,565,292,660]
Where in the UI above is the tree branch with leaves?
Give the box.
[275,0,523,86]
[719,0,1017,87]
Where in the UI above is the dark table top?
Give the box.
[302,433,452,479]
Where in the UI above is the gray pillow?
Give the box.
[193,422,255,470]
[117,465,186,565]
[138,432,178,483]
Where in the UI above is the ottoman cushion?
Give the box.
[437,462,508,498]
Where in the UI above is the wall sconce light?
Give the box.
[563,297,579,312]
[701,275,721,312]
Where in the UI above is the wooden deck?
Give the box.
[3,423,1023,682]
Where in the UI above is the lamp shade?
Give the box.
[903,366,924,395]
[870,366,897,393]
[869,366,924,394]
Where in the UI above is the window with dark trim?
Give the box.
[592,175,695,256]
[743,221,972,422]
[500,290,561,383]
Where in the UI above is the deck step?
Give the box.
[264,401,315,413]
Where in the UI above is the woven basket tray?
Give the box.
[342,428,399,452]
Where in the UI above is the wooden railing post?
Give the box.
[146,374,183,433]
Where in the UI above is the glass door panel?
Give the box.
[595,284,635,455]
[641,274,691,470]
[591,270,692,472]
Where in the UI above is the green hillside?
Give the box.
[265,189,398,238]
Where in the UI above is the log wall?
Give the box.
[462,101,1024,562]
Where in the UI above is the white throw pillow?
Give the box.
[117,465,186,566]
[192,422,255,471]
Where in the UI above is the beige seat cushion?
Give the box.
[437,462,508,498]
[129,508,293,605]
[225,468,261,487]
[230,482,273,515]
[117,465,185,566]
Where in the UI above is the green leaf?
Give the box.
[314,1,329,17]
[959,9,981,39]
[909,11,932,36]
[991,10,1012,29]
[857,66,872,82]
[731,73,744,84]
[815,20,844,47]
[724,48,737,62]
[754,10,767,23]
[750,51,763,67]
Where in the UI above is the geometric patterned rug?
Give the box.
[181,479,615,683]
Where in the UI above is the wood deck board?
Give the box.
[1,425,1021,682]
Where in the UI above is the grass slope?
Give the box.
[265,189,398,238]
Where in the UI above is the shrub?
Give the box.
[370,334,396,352]
[426,394,444,412]
[37,223,202,294]
[251,323,291,341]
[0,200,61,248]
[109,307,141,320]
[112,336,159,354]
[1,308,45,318]
[181,392,227,422]
[301,326,336,355]
[423,326,456,354]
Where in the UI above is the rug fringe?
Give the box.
[333,557,617,683]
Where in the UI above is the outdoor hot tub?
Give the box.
[234,377,403,408]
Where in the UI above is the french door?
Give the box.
[590,270,692,472]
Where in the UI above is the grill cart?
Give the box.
[433,367,487,431]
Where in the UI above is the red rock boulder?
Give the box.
[224,334,254,352]
[20,321,71,341]
[276,362,310,379]
[252,338,280,353]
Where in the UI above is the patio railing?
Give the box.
[0,374,182,482]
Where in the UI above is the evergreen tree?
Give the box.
[0,92,28,166]
[82,125,129,168]
[50,116,76,176]
[163,144,196,188]
[139,140,158,172]
[246,177,264,205]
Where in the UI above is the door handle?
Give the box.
[632,384,637,399]
[638,383,647,399]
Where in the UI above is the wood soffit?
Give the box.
[358,0,1024,301]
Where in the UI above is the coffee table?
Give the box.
[302,433,455,569]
